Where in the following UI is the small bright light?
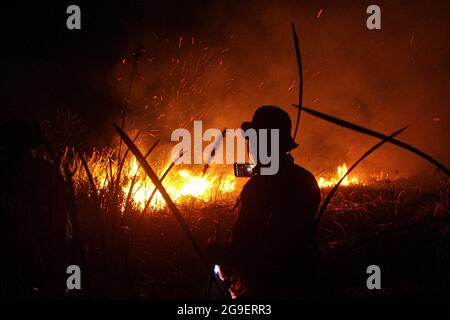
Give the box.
[214,265,225,281]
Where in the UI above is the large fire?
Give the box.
[317,163,360,188]
[121,157,237,210]
[75,149,360,211]
[76,150,239,211]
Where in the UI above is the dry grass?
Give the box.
[32,116,450,298]
[70,147,449,298]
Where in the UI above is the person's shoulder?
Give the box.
[291,164,319,186]
[242,175,262,190]
[240,174,272,196]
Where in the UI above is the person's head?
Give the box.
[241,105,297,174]
[0,118,42,152]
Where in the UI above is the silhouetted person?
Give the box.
[0,118,67,298]
[208,106,320,299]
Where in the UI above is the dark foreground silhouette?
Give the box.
[0,119,67,297]
[208,106,321,298]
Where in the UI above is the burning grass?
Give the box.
[73,148,242,212]
[26,106,443,299]
[72,146,365,214]
[63,143,449,298]
[30,29,448,297]
[74,171,448,298]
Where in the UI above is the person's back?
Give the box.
[232,154,320,298]
[208,106,321,299]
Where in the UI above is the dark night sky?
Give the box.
[2,1,261,140]
[2,1,449,174]
[2,1,194,134]
[2,1,296,142]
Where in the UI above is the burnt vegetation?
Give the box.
[2,105,445,299]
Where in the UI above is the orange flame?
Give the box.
[76,150,361,212]
[317,163,360,188]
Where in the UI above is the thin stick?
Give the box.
[315,126,409,226]
[114,124,228,299]
[143,139,160,159]
[115,133,140,194]
[203,129,226,176]
[118,43,144,161]
[141,150,184,214]
[291,23,303,140]
[295,105,449,176]
[77,148,106,270]
[77,148,99,203]
[123,140,160,213]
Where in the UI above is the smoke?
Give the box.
[105,0,449,178]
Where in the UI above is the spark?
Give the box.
[288,80,296,91]
[317,9,323,19]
